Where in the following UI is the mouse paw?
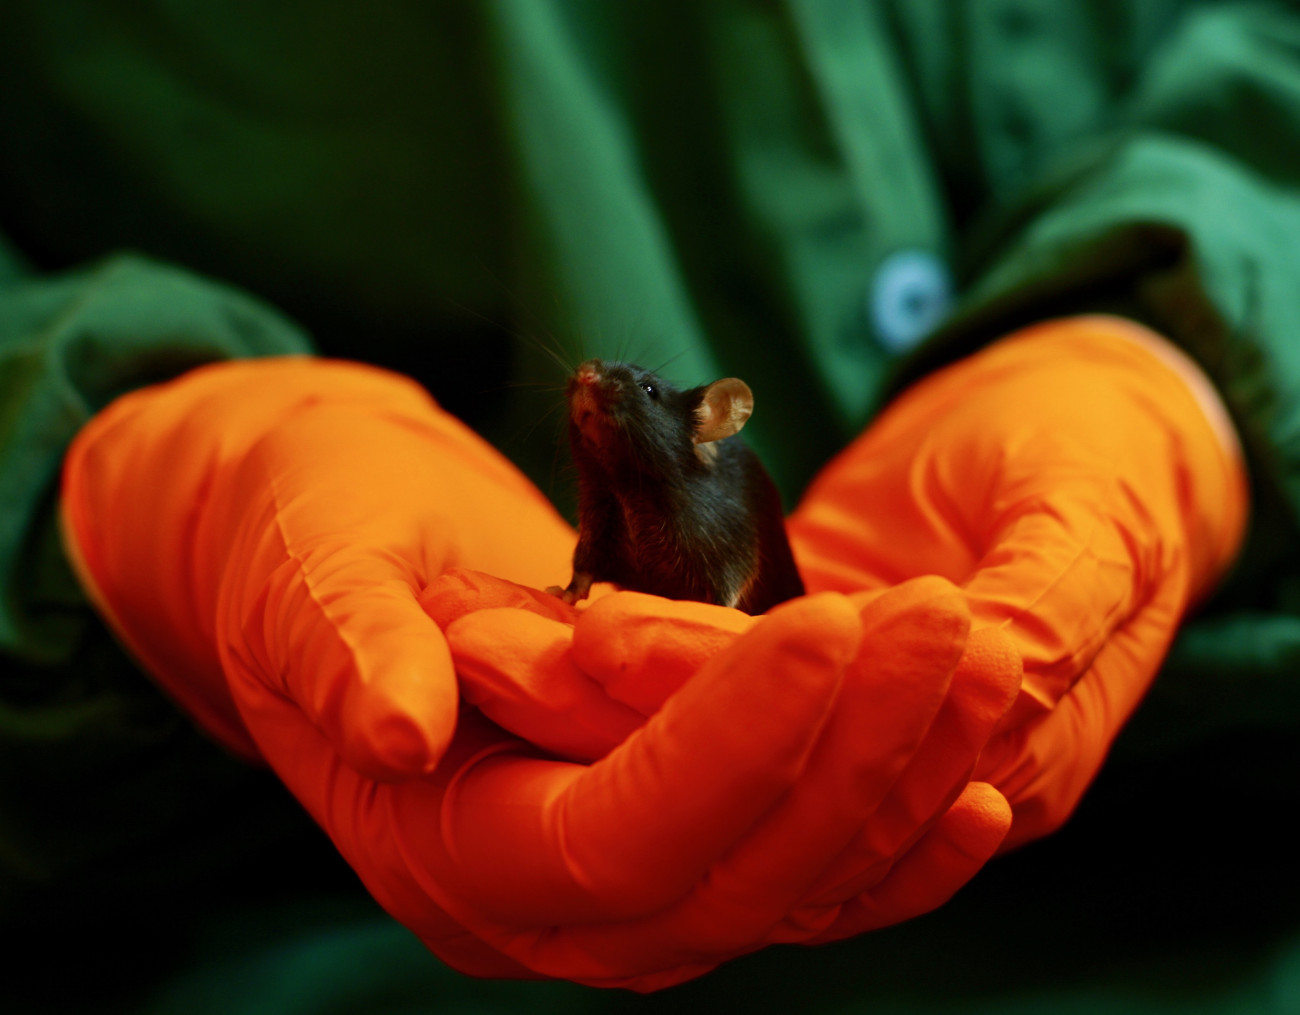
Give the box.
[548,572,593,605]
[545,584,583,605]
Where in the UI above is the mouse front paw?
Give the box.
[548,572,594,605]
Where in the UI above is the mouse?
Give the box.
[551,359,805,614]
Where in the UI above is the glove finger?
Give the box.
[572,592,756,713]
[219,540,461,780]
[421,567,580,628]
[221,408,573,779]
[444,607,646,761]
[801,624,1020,906]
[420,593,861,933]
[804,780,1012,943]
[428,580,761,759]
[424,568,644,761]
[447,581,969,981]
[641,578,968,942]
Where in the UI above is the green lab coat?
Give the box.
[3,2,1300,1011]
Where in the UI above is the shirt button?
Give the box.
[868,249,953,354]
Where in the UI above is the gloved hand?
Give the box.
[59,355,1020,989]
[60,356,575,775]
[422,570,1019,971]
[402,574,1018,987]
[788,315,1249,848]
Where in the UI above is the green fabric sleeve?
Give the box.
[0,252,313,663]
[0,252,320,998]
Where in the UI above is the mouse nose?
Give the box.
[569,360,598,410]
[573,360,603,387]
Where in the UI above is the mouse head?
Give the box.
[693,377,753,444]
[566,361,755,477]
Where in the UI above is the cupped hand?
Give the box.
[396,570,1017,987]
[60,355,1019,988]
[788,315,1249,847]
[60,356,575,775]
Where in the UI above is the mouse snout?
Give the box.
[573,360,604,387]
[569,361,621,443]
[569,361,621,411]
[569,362,606,403]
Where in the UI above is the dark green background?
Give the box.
[3,2,1300,1011]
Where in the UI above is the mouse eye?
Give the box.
[641,383,659,400]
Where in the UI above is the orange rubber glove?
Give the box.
[60,356,574,775]
[422,570,1019,975]
[60,356,1020,989]
[788,315,1249,849]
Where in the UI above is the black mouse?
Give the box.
[551,359,804,614]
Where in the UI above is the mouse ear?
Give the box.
[694,378,754,443]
